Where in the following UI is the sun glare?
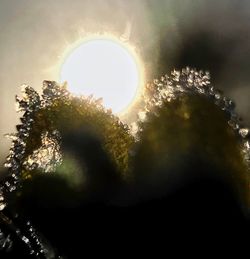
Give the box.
[60,38,142,114]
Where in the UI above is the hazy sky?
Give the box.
[1,0,250,165]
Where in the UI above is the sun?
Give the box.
[60,38,142,114]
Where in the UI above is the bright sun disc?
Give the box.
[60,39,141,114]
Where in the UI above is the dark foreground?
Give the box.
[1,175,249,258]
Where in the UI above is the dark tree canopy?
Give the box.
[0,68,249,258]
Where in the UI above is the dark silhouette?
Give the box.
[1,127,248,258]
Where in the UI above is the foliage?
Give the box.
[1,68,250,257]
